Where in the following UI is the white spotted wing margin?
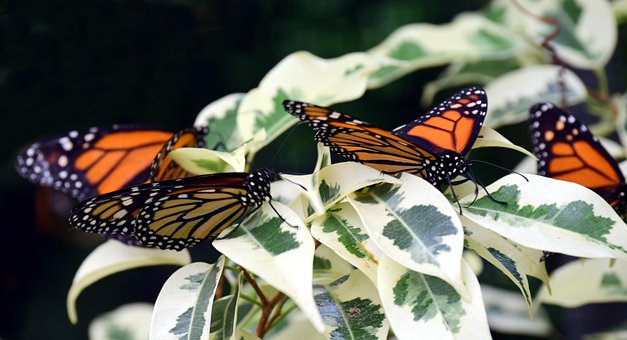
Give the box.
[69,170,278,250]
[150,258,225,340]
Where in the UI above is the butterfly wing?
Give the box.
[150,126,208,182]
[393,87,487,155]
[283,100,438,178]
[69,170,277,250]
[16,125,174,201]
[529,103,626,207]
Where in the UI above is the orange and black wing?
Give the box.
[393,87,487,155]
[16,125,174,201]
[283,100,438,178]
[68,169,280,250]
[529,103,627,211]
[150,126,208,182]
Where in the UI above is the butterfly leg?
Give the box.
[446,174,463,215]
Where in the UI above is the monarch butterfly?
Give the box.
[529,103,627,220]
[282,87,487,187]
[68,169,281,250]
[16,125,208,201]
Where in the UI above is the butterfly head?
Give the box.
[425,151,469,186]
[243,169,281,206]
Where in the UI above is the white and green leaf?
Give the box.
[209,273,242,340]
[237,51,382,155]
[472,126,537,159]
[377,255,491,339]
[67,240,191,324]
[313,268,389,340]
[486,0,617,69]
[212,202,324,332]
[463,216,549,313]
[89,303,154,340]
[150,258,225,340]
[481,285,552,338]
[194,93,246,151]
[536,258,627,307]
[461,174,627,261]
[348,173,466,298]
[484,65,587,128]
[311,202,380,284]
[368,12,524,88]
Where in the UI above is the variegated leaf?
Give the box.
[463,216,549,313]
[368,12,524,88]
[311,202,380,284]
[378,255,490,339]
[67,240,191,324]
[348,173,466,298]
[461,174,627,261]
[484,65,587,128]
[536,258,627,307]
[313,268,389,340]
[212,202,324,332]
[150,258,225,340]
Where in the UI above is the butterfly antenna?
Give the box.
[268,200,298,229]
[469,159,528,182]
[467,168,508,206]
[279,175,307,192]
[446,174,463,215]
[267,122,303,166]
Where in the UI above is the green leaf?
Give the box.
[67,240,191,324]
[212,202,324,332]
[150,258,225,340]
[536,258,627,307]
[348,173,466,298]
[461,174,627,261]
[378,256,490,339]
[313,269,389,340]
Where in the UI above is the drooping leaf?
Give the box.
[67,240,191,324]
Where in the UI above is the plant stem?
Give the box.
[242,269,268,305]
[594,68,609,103]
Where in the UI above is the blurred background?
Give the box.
[2,0,627,339]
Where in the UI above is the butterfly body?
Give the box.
[16,125,175,201]
[529,102,627,220]
[283,87,486,187]
[69,169,280,250]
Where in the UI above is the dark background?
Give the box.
[2,1,626,339]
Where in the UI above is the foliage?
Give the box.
[63,0,627,339]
